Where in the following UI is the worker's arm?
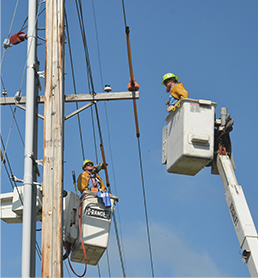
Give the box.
[93,162,108,173]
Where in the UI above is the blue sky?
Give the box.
[1,0,258,277]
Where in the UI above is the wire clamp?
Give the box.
[14,91,22,104]
[3,38,12,49]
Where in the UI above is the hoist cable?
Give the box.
[121,1,155,277]
[64,9,85,160]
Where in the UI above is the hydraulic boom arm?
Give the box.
[216,153,258,277]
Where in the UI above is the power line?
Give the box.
[120,1,155,276]
[0,135,23,205]
[0,106,18,174]
[74,0,99,163]
[90,0,128,275]
[72,0,127,275]
[64,9,85,161]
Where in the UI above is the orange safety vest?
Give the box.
[170,82,189,100]
[77,171,107,193]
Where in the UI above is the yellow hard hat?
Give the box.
[82,159,94,169]
[161,73,179,85]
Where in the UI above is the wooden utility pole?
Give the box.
[41,0,64,276]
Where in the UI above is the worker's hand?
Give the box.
[101,162,108,169]
[166,105,174,112]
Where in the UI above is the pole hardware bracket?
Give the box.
[25,153,41,177]
[11,174,23,183]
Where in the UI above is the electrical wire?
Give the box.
[10,105,25,147]
[74,0,95,94]
[64,9,85,160]
[72,0,127,276]
[74,0,99,163]
[105,248,112,278]
[121,1,155,277]
[0,106,18,174]
[90,1,128,275]
[1,83,25,148]
[1,2,45,275]
[97,263,101,278]
[113,211,126,277]
[0,0,20,72]
[35,240,42,261]
[0,135,23,205]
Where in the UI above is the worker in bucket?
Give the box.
[162,73,189,112]
[77,159,107,193]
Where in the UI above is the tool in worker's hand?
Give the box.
[72,171,78,196]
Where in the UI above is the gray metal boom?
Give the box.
[216,154,258,277]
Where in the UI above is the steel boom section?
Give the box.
[217,154,258,277]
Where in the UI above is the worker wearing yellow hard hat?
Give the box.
[77,159,107,193]
[162,73,189,112]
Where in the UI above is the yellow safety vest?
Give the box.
[77,171,107,193]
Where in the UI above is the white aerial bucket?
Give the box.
[162,98,217,176]
[70,191,117,265]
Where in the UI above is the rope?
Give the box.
[121,1,155,277]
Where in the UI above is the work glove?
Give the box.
[101,162,108,169]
